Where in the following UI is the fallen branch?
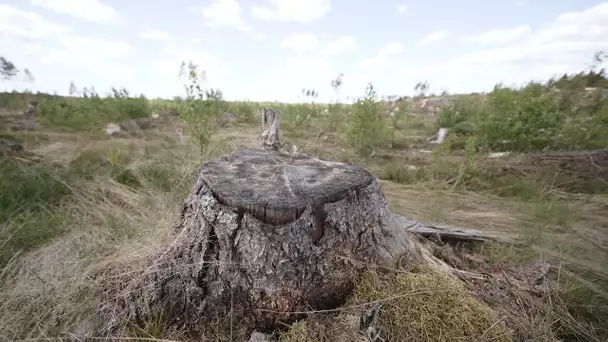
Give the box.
[394,214,513,244]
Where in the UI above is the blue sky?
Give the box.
[1,0,607,102]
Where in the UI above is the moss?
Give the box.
[351,267,512,342]
[279,267,512,342]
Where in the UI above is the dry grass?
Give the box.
[1,115,607,341]
[0,130,202,339]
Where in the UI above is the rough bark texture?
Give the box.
[122,148,430,338]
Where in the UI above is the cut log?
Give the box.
[394,214,513,244]
[121,148,446,338]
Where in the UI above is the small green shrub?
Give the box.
[346,83,393,154]
[226,101,257,123]
[327,103,346,132]
[436,97,479,129]
[178,61,227,152]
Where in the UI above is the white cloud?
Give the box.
[267,56,333,101]
[252,0,331,23]
[377,42,404,56]
[0,4,72,41]
[417,30,450,46]
[42,36,132,69]
[463,25,531,44]
[396,4,408,14]
[1,4,130,75]
[190,0,248,29]
[158,45,231,83]
[281,33,356,56]
[282,33,320,53]
[144,46,233,99]
[60,36,131,60]
[30,0,119,24]
[139,28,172,41]
[190,0,266,40]
[402,3,608,90]
[357,42,404,69]
[252,32,266,41]
[323,36,357,55]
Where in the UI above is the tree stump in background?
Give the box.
[126,147,436,338]
[24,101,38,131]
[258,107,282,151]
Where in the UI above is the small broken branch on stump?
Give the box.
[24,101,38,131]
[259,107,281,151]
[394,214,513,244]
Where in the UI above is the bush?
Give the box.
[442,74,608,152]
[436,97,480,129]
[179,62,227,152]
[346,83,393,154]
[37,91,150,131]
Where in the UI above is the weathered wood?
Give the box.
[118,148,442,339]
[200,148,374,226]
[23,101,38,131]
[259,108,281,151]
[394,214,513,244]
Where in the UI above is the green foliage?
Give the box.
[435,97,480,130]
[346,83,393,154]
[327,102,346,131]
[476,83,566,150]
[226,100,257,123]
[178,61,227,152]
[281,103,318,129]
[548,68,608,90]
[35,86,150,131]
[441,72,607,152]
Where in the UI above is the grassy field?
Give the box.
[0,65,607,341]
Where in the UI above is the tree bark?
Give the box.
[121,148,439,338]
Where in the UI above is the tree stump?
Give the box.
[259,108,282,151]
[122,148,439,338]
[24,101,38,131]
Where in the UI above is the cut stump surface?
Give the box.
[201,148,374,225]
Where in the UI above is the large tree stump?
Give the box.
[123,148,440,338]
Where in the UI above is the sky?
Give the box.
[1,0,607,103]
